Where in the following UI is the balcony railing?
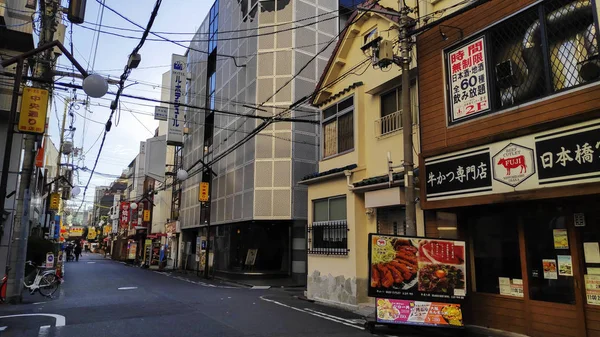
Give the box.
[375,111,403,137]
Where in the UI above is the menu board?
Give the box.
[369,234,466,308]
[376,298,463,327]
[586,275,600,306]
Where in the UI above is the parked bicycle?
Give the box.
[23,261,61,297]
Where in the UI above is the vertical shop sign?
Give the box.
[166,54,186,146]
[446,36,490,124]
[120,202,130,229]
[18,87,49,134]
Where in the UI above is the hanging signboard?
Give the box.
[166,54,186,146]
[198,182,210,202]
[369,234,466,328]
[446,36,490,125]
[154,106,168,121]
[18,87,49,134]
[120,202,130,229]
[49,193,61,211]
[424,119,600,202]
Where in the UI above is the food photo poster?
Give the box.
[369,234,466,328]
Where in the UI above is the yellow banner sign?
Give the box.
[143,210,151,222]
[198,182,209,202]
[69,226,84,237]
[18,87,49,134]
[87,227,97,240]
[49,193,60,211]
[103,225,112,235]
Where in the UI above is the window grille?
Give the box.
[308,220,349,255]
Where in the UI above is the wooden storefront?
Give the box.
[416,0,600,336]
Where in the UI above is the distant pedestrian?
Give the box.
[74,243,82,262]
[65,244,73,262]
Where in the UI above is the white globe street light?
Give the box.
[82,73,109,98]
[71,186,81,197]
[177,169,188,181]
[130,202,138,210]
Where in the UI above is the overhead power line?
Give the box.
[94,0,245,67]
[77,13,339,43]
[81,0,164,213]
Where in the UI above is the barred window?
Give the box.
[322,97,354,158]
[446,0,599,125]
[309,196,349,255]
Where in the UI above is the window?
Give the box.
[322,97,354,158]
[364,28,377,45]
[377,86,417,137]
[470,206,523,296]
[309,196,348,255]
[208,0,219,53]
[446,0,599,125]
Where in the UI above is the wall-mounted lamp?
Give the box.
[365,208,375,216]
[439,25,463,42]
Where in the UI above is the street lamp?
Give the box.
[82,73,109,98]
[176,169,188,181]
[130,202,138,210]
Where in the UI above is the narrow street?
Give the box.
[0,254,446,337]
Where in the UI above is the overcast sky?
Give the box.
[53,0,211,212]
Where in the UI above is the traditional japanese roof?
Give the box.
[353,168,420,188]
[300,164,358,183]
[354,172,404,188]
[312,1,404,106]
[315,82,363,108]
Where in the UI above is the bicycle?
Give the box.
[23,261,61,297]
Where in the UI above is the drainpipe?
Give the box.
[345,170,354,189]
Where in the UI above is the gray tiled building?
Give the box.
[179,0,341,283]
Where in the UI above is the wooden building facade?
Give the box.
[417,0,600,336]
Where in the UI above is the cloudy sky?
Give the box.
[52,0,211,211]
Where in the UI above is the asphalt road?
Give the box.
[0,254,465,337]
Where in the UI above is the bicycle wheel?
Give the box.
[38,274,59,297]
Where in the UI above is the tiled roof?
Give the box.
[301,164,358,182]
[354,172,404,187]
[316,82,363,108]
[353,168,420,188]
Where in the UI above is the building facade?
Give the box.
[417,0,600,336]
[180,0,341,283]
[0,0,36,275]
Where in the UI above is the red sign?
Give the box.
[35,138,45,168]
[120,202,130,228]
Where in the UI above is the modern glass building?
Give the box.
[179,0,349,284]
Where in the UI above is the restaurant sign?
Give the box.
[424,119,600,201]
[369,234,466,328]
[18,87,49,134]
[446,36,490,125]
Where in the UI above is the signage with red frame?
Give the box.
[120,202,130,228]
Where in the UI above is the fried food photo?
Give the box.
[371,237,418,289]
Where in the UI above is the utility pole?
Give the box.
[399,0,416,236]
[5,0,59,303]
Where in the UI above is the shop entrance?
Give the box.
[464,201,588,337]
[520,202,586,337]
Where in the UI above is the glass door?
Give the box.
[522,202,586,337]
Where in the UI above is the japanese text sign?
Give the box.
[49,192,61,211]
[425,150,492,199]
[120,202,130,228]
[167,54,186,146]
[535,124,600,184]
[18,87,49,134]
[446,36,490,124]
[198,182,210,202]
[143,210,151,222]
[424,119,600,202]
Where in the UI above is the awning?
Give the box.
[147,233,168,239]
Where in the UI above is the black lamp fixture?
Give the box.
[439,24,464,42]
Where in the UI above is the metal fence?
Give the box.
[308,220,349,255]
[375,111,403,137]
